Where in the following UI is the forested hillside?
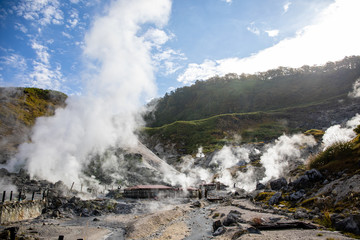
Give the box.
[146,56,360,127]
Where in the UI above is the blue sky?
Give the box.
[0,0,359,97]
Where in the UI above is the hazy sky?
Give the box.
[0,0,359,97]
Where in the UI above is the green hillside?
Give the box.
[144,111,293,154]
[146,56,360,127]
[0,87,67,163]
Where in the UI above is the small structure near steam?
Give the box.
[123,185,174,198]
[123,185,198,199]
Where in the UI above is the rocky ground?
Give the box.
[1,167,360,239]
[0,197,355,240]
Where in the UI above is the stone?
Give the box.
[334,214,360,235]
[191,200,201,208]
[289,189,306,201]
[231,229,246,240]
[270,178,287,191]
[292,175,310,190]
[213,226,226,236]
[305,169,323,181]
[294,210,308,219]
[223,211,241,226]
[213,220,222,232]
[256,183,266,190]
[268,192,282,205]
[247,226,261,234]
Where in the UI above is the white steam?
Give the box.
[348,78,360,98]
[322,113,360,149]
[7,0,172,187]
[205,134,316,192]
[260,134,316,183]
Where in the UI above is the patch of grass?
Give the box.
[308,142,354,170]
[254,192,275,202]
[304,129,325,141]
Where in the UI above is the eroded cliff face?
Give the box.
[0,87,67,164]
[0,200,45,224]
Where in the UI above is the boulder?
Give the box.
[289,189,306,201]
[268,192,282,205]
[291,175,310,190]
[270,178,287,191]
[223,210,242,226]
[213,226,226,236]
[305,169,323,181]
[334,214,360,235]
[213,220,222,232]
[256,183,266,190]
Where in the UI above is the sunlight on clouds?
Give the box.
[178,0,360,84]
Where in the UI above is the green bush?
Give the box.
[309,142,354,169]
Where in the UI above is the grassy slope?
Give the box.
[147,56,360,127]
[144,111,292,154]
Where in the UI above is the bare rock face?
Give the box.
[315,174,360,203]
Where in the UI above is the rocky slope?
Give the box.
[0,87,67,164]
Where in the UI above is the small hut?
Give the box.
[123,185,175,198]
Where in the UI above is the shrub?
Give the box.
[309,142,354,169]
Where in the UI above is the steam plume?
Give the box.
[8,0,172,187]
[322,113,360,149]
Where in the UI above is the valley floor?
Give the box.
[3,198,354,240]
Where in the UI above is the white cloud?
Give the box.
[178,0,360,84]
[27,40,63,90]
[143,28,172,47]
[283,2,292,13]
[62,31,72,39]
[67,9,79,28]
[31,41,50,64]
[153,48,186,75]
[14,22,28,33]
[247,23,260,35]
[0,53,27,71]
[29,61,63,90]
[222,0,232,3]
[14,0,63,26]
[265,29,279,37]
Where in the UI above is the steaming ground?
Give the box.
[5,0,172,189]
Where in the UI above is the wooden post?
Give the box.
[2,191,5,202]
[70,182,75,192]
[18,190,22,201]
[10,191,13,201]
[32,191,35,201]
